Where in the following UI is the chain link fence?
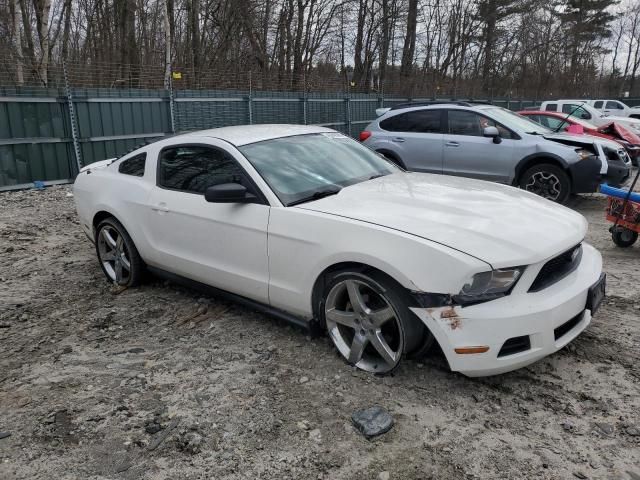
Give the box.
[2,57,640,190]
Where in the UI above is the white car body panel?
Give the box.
[74,125,604,377]
[412,243,602,376]
[587,99,640,118]
[296,172,587,268]
[540,100,640,132]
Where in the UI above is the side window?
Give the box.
[404,110,442,133]
[379,110,441,133]
[448,110,514,139]
[543,116,566,130]
[526,114,540,124]
[606,101,622,109]
[594,101,603,109]
[448,110,483,136]
[158,146,247,194]
[379,113,407,132]
[562,104,591,119]
[118,153,146,177]
[545,103,557,111]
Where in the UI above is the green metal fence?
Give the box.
[2,87,640,191]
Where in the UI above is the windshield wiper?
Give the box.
[287,187,342,206]
[553,102,587,132]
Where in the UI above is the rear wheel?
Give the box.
[611,226,638,248]
[319,271,426,374]
[519,163,571,203]
[95,217,144,286]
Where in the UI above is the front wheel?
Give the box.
[95,217,144,286]
[319,271,426,374]
[611,226,638,248]
[519,163,571,203]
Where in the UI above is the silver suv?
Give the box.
[360,102,614,203]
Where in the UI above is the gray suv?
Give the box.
[360,102,610,203]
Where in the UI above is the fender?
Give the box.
[513,152,569,184]
[375,149,407,169]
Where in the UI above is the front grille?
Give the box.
[554,311,584,341]
[497,335,531,357]
[529,244,582,292]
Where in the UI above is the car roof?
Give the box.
[383,103,497,115]
[180,124,335,147]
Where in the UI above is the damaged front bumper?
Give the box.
[410,243,603,377]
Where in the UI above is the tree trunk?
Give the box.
[163,0,172,88]
[32,0,52,85]
[379,0,391,90]
[353,0,367,86]
[13,0,24,85]
[61,0,72,61]
[400,0,418,77]
[481,0,497,93]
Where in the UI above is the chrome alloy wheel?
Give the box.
[525,171,561,200]
[324,279,403,373]
[97,225,131,284]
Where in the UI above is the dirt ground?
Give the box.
[1,184,639,480]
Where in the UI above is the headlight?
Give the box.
[576,148,592,160]
[453,268,524,305]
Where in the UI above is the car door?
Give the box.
[378,109,444,173]
[144,142,270,303]
[604,100,626,116]
[441,109,515,183]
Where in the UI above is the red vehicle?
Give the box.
[518,110,640,165]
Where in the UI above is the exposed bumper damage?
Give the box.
[408,243,603,377]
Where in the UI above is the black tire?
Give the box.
[611,226,638,248]
[318,269,428,374]
[95,217,144,286]
[519,163,571,204]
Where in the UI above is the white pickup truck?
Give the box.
[539,100,640,133]
[588,99,640,119]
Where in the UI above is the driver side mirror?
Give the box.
[483,126,502,144]
[580,112,590,120]
[205,183,258,204]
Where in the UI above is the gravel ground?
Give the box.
[1,184,639,480]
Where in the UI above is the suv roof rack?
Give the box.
[389,100,492,111]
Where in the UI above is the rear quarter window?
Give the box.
[544,103,558,112]
[379,110,442,133]
[118,153,146,177]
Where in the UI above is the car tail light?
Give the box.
[359,131,372,142]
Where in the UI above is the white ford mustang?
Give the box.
[74,124,605,376]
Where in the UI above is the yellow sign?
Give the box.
[172,72,182,80]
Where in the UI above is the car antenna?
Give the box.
[553,102,587,133]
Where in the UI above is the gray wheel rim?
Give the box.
[525,171,561,200]
[324,279,403,373]
[97,225,131,284]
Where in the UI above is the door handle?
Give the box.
[152,203,170,213]
[391,137,405,143]
[446,141,460,147]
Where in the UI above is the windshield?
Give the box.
[483,107,552,134]
[239,133,399,206]
[567,117,598,129]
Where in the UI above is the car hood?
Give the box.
[297,173,587,268]
[544,132,624,150]
[603,115,640,126]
